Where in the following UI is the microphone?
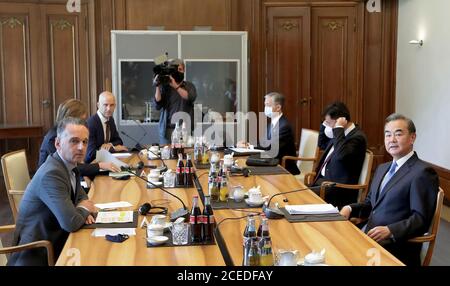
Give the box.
[192,171,205,203]
[120,130,146,151]
[125,169,190,222]
[147,148,168,173]
[262,183,336,219]
[230,165,250,177]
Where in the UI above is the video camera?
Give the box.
[153,53,184,87]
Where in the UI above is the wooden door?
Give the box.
[266,6,310,143]
[40,3,94,130]
[310,5,362,127]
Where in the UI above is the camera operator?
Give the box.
[153,58,197,144]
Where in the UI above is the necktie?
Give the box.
[379,161,397,195]
[71,167,80,203]
[312,148,334,185]
[105,120,111,143]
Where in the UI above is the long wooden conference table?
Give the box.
[56,153,403,266]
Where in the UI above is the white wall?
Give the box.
[397,0,450,169]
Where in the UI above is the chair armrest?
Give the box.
[304,172,316,186]
[0,224,15,233]
[349,217,367,226]
[0,240,54,266]
[8,189,25,195]
[319,181,368,199]
[408,234,435,243]
[281,156,316,167]
[330,183,368,190]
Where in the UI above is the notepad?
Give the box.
[284,204,338,215]
[95,211,134,224]
[95,201,133,210]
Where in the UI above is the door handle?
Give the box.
[300,97,311,105]
[42,99,51,108]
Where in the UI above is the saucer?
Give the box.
[297,259,328,266]
[149,222,172,231]
[245,198,265,207]
[147,235,169,246]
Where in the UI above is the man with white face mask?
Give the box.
[311,101,367,209]
[238,92,298,175]
[318,121,333,150]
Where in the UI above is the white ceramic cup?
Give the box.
[147,224,164,237]
[149,169,160,183]
[223,154,234,167]
[151,214,167,226]
[148,146,160,159]
[248,188,262,202]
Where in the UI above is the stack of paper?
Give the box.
[95,211,134,224]
[285,204,338,215]
[229,147,265,154]
[108,171,135,178]
[95,201,133,210]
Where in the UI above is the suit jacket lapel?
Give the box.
[95,113,105,143]
[374,153,419,206]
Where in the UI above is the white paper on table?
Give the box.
[108,171,136,178]
[95,211,134,224]
[229,147,265,154]
[95,149,129,168]
[284,204,339,215]
[95,201,133,210]
[111,153,133,158]
[91,228,136,237]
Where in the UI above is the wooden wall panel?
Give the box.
[181,0,230,30]
[48,16,78,117]
[266,6,310,142]
[310,5,361,128]
[0,15,30,124]
[362,0,398,167]
[40,3,94,129]
[122,0,230,30]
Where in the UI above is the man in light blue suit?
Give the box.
[340,113,439,266]
[8,117,96,266]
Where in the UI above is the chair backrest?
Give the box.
[0,239,6,266]
[296,128,319,174]
[1,149,30,221]
[356,149,374,202]
[418,188,444,266]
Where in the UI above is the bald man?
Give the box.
[85,91,128,163]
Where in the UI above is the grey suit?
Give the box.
[7,153,90,266]
[349,152,439,265]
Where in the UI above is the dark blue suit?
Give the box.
[349,152,439,266]
[85,113,123,163]
[314,125,367,208]
[39,126,101,177]
[8,153,90,266]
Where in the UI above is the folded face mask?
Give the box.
[105,234,129,243]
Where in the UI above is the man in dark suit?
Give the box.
[238,92,299,175]
[312,101,367,208]
[8,117,96,266]
[39,98,120,176]
[85,91,128,163]
[340,113,439,266]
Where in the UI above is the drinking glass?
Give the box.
[171,223,190,245]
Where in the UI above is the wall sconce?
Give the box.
[409,40,424,46]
